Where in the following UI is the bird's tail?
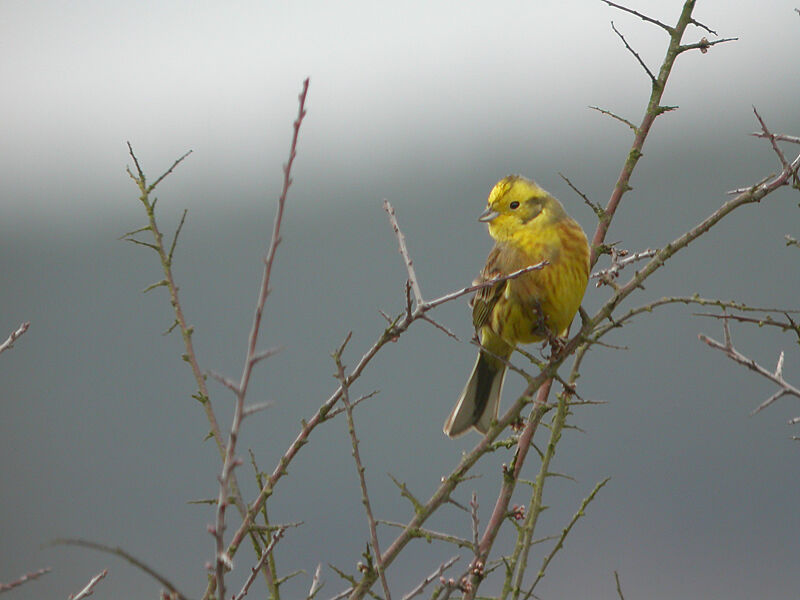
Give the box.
[443,351,507,437]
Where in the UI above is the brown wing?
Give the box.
[470,245,506,330]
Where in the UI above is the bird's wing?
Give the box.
[471,245,506,330]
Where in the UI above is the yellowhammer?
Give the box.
[443,175,590,437]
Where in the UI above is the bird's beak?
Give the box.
[478,206,499,222]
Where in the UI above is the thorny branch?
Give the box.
[334,333,392,600]
[699,316,800,419]
[210,77,309,600]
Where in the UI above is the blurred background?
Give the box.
[2,1,799,598]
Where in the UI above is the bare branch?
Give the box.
[611,21,656,83]
[384,200,424,308]
[168,209,188,265]
[326,390,380,420]
[239,77,309,400]
[0,321,29,356]
[678,36,737,54]
[208,370,241,394]
[752,132,800,145]
[251,345,284,366]
[614,571,626,600]
[242,401,273,418]
[600,0,672,32]
[469,493,480,559]
[753,106,792,171]
[588,105,637,132]
[147,149,193,193]
[401,555,459,600]
[699,328,800,417]
[591,247,658,287]
[0,567,50,593]
[559,172,605,219]
[205,77,310,600]
[233,527,287,600]
[523,478,610,597]
[333,339,391,600]
[51,539,188,600]
[377,520,475,550]
[68,569,108,600]
[307,564,324,600]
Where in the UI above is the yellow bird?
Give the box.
[444,175,590,437]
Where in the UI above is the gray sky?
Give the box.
[2,2,799,599]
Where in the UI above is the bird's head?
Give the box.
[479,175,565,240]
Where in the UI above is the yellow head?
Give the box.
[479,175,567,241]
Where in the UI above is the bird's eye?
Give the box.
[509,201,520,209]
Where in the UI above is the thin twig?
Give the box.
[384,200,424,308]
[523,478,610,597]
[591,247,658,286]
[614,571,626,600]
[0,321,29,355]
[211,77,310,600]
[469,493,480,558]
[611,21,656,83]
[401,555,460,600]
[752,132,800,145]
[699,318,800,416]
[233,527,287,600]
[69,569,108,600]
[600,0,672,33]
[377,520,475,550]
[307,564,324,600]
[753,107,791,171]
[334,333,392,600]
[51,539,188,600]
[559,172,605,218]
[0,567,50,593]
[588,106,637,132]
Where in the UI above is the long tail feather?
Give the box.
[444,352,507,437]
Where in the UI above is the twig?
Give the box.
[51,539,188,600]
[0,321,29,355]
[614,571,626,600]
[506,383,563,600]
[699,318,800,416]
[611,21,655,83]
[600,0,672,33]
[752,132,800,145]
[753,107,791,171]
[588,106,637,132]
[211,77,310,600]
[124,144,244,519]
[306,564,324,600]
[0,567,50,593]
[469,493,480,558]
[591,247,657,287]
[377,520,475,550]
[69,569,108,600]
[523,478,610,597]
[233,527,287,600]
[590,0,722,266]
[401,555,459,600]
[334,333,392,600]
[384,200,424,308]
[678,36,738,54]
[559,172,606,218]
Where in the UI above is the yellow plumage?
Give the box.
[444,175,590,437]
